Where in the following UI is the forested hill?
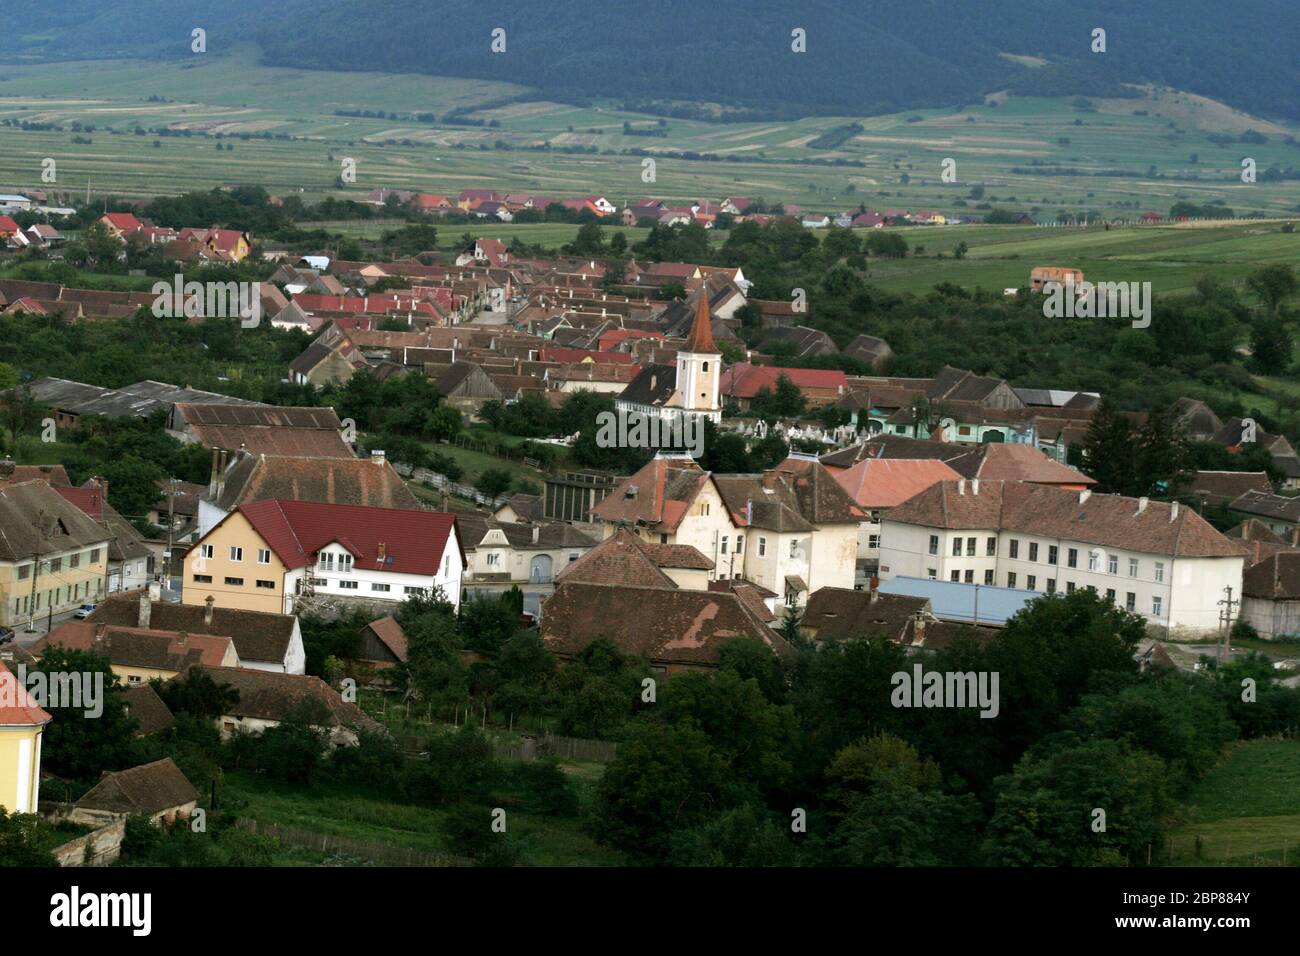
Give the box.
[2,0,1297,122]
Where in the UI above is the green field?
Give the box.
[2,50,1298,217]
[1166,739,1300,866]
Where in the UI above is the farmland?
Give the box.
[1,50,1298,218]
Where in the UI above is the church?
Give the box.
[615,292,722,427]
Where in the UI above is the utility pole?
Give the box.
[1217,586,1239,664]
[164,477,177,595]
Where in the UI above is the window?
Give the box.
[229,546,243,562]
[1046,578,1056,593]
[340,580,358,590]
[1067,548,1078,568]
[720,536,728,555]
[927,568,937,580]
[224,577,244,586]
[868,534,881,549]
[735,535,744,552]
[339,553,353,573]
[1129,558,1138,578]
[1009,539,1019,559]
[950,570,961,582]
[200,544,214,560]
[1066,582,1076,594]
[929,535,939,556]
[70,553,80,569]
[1105,588,1115,603]
[194,574,213,583]
[49,557,62,573]
[952,538,962,557]
[759,537,767,557]
[660,534,668,544]
[127,675,142,685]
[1088,551,1100,572]
[445,556,451,574]
[90,549,100,563]
[1048,545,1058,565]
[1126,592,1136,611]
[1007,572,1017,588]
[258,549,271,564]
[1027,575,1037,591]
[256,580,275,589]
[568,553,579,563]
[371,583,391,592]
[1029,543,1039,562]
[966,537,976,556]
[404,586,424,596]
[319,553,334,571]
[1155,562,1165,583]
[700,502,710,516]
[984,569,994,585]
[312,578,327,587]
[964,570,974,584]
[986,537,997,556]
[1152,596,1163,617]
[486,553,501,567]
[16,564,29,580]
[1107,555,1118,575]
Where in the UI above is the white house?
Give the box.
[878,479,1244,636]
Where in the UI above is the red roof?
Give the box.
[538,347,634,365]
[832,458,962,508]
[101,212,143,233]
[720,363,848,398]
[54,485,105,520]
[0,660,52,727]
[237,499,457,575]
[0,216,20,236]
[598,328,664,352]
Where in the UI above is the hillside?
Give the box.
[1,0,1297,122]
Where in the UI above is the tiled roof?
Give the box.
[213,453,420,512]
[122,683,177,735]
[801,586,929,643]
[0,660,52,727]
[1243,550,1300,600]
[720,363,847,399]
[89,592,296,665]
[590,458,711,532]
[715,461,864,530]
[237,499,456,575]
[1229,490,1300,524]
[34,621,235,671]
[540,582,791,666]
[0,480,111,562]
[363,616,408,662]
[75,758,197,815]
[555,529,681,588]
[192,666,381,730]
[832,457,962,508]
[887,481,1243,558]
[1188,471,1273,506]
[681,290,718,354]
[973,444,1095,486]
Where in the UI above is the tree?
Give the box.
[157,666,240,717]
[0,810,55,866]
[1078,398,1137,494]
[31,646,138,780]
[1250,317,1291,374]
[1245,263,1297,316]
[476,467,513,500]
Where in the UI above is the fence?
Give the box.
[396,729,617,764]
[233,818,472,867]
[394,462,505,508]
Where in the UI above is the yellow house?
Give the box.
[33,612,239,686]
[183,509,289,614]
[0,660,51,814]
[0,481,112,629]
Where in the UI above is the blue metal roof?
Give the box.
[878,576,1039,626]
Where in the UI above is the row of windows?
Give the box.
[928,535,1166,582]
[199,545,272,564]
[934,567,1167,617]
[193,574,276,589]
[15,549,102,579]
[10,580,102,616]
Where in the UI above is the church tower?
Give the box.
[676,291,722,420]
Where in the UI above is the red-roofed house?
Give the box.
[720,363,848,409]
[97,212,143,239]
[177,227,250,262]
[0,659,52,813]
[183,499,464,614]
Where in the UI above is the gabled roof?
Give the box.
[832,457,963,508]
[1188,471,1272,506]
[1229,489,1300,524]
[973,443,1095,486]
[0,660,52,727]
[801,587,930,643]
[363,616,408,662]
[75,758,197,815]
[887,481,1243,558]
[590,458,713,532]
[89,592,297,665]
[190,666,381,730]
[714,461,864,531]
[211,453,420,513]
[236,499,457,576]
[556,529,680,588]
[540,582,791,666]
[1243,550,1300,599]
[720,363,847,399]
[0,480,111,562]
[122,683,176,736]
[33,621,236,672]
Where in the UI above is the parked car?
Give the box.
[73,603,98,620]
[0,627,13,645]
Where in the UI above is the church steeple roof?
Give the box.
[682,290,719,354]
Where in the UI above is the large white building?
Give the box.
[878,479,1244,635]
[615,292,722,428]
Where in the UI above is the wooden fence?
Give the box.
[396,729,617,764]
[234,818,472,867]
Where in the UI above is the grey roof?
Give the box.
[1230,490,1300,524]
[618,364,678,407]
[0,481,111,562]
[456,513,597,551]
[878,575,1037,626]
[21,377,260,419]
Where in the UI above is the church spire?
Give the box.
[682,289,719,354]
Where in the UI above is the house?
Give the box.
[1173,397,1224,441]
[760,325,839,359]
[720,197,752,215]
[88,590,306,674]
[540,582,791,673]
[167,403,353,459]
[190,665,382,745]
[878,575,1039,627]
[354,615,408,674]
[184,498,463,614]
[830,457,964,584]
[556,527,713,591]
[96,212,144,239]
[197,450,421,538]
[0,194,35,213]
[33,612,240,686]
[0,480,112,630]
[71,758,198,826]
[177,227,251,262]
[1187,471,1273,508]
[719,363,848,409]
[1228,490,1300,537]
[1241,551,1300,639]
[457,514,598,588]
[121,683,177,736]
[879,480,1245,636]
[1029,266,1084,292]
[0,659,51,814]
[799,586,936,645]
[54,480,153,593]
[590,457,733,561]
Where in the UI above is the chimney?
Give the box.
[1136,496,1149,515]
[208,447,221,496]
[1170,501,1180,521]
[204,594,214,626]
[957,479,966,495]
[138,590,152,629]
[532,525,540,544]
[912,611,928,645]
[1079,489,1092,504]
[176,631,187,647]
[971,479,979,495]
[377,542,387,563]
[868,576,879,603]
